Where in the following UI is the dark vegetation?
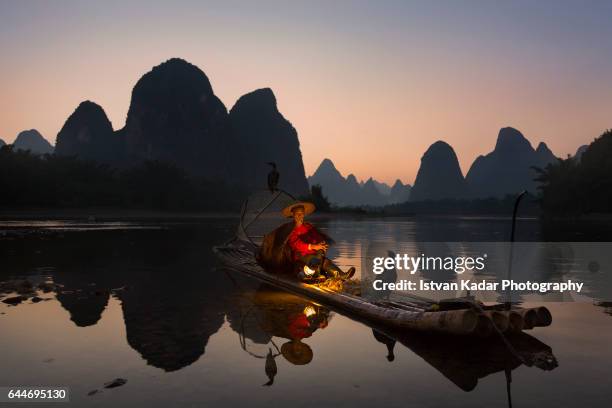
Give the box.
[2,127,611,217]
[0,146,245,211]
[379,129,612,217]
[302,184,331,212]
[306,126,612,217]
[301,184,370,214]
[382,194,540,216]
[534,129,612,216]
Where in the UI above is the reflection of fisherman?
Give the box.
[283,202,355,282]
[280,304,328,365]
[234,285,335,386]
[254,289,331,367]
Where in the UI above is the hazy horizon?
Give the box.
[1,0,611,184]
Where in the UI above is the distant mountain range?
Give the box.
[307,159,411,206]
[410,127,559,200]
[1,58,591,206]
[11,129,54,155]
[311,127,564,204]
[574,144,588,162]
[465,127,557,198]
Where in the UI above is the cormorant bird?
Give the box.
[263,348,277,386]
[372,329,396,362]
[267,162,279,193]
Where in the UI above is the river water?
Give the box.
[0,216,611,407]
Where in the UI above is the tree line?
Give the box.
[0,146,245,211]
[2,128,610,216]
[535,129,612,216]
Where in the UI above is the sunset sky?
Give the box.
[1,0,611,185]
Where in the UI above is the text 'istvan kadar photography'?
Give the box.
[1,1,612,407]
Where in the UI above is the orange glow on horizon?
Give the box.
[1,2,610,185]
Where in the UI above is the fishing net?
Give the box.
[235,189,297,246]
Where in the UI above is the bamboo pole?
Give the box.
[375,300,427,313]
[483,310,509,332]
[533,306,552,327]
[504,311,524,332]
[516,308,537,330]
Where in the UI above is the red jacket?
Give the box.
[287,313,314,340]
[287,222,325,260]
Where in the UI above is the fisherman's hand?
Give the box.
[317,242,329,251]
[310,243,320,251]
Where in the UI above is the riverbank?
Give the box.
[0,208,240,222]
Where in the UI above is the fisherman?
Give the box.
[282,201,355,282]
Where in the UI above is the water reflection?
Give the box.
[4,217,610,405]
[596,301,612,316]
[55,279,109,327]
[0,261,560,396]
[228,283,332,384]
[372,329,396,361]
[381,328,557,392]
[1,222,236,372]
[115,274,230,372]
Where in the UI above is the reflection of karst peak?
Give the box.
[56,289,109,327]
[117,283,228,372]
[115,243,235,371]
[52,265,116,328]
[2,222,235,372]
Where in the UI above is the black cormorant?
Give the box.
[263,348,277,386]
[267,162,279,193]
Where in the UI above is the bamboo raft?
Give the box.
[214,241,552,337]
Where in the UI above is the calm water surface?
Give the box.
[1,216,611,407]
